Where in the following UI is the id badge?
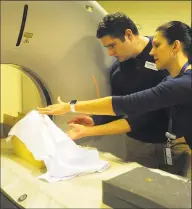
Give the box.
[164,140,173,165]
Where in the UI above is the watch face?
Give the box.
[70,100,77,105]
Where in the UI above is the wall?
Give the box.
[98,1,191,35]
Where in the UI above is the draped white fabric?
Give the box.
[8,111,109,182]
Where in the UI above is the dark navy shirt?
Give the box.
[92,37,169,143]
[112,70,192,148]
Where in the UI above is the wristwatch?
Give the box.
[69,100,78,112]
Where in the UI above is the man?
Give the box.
[38,15,192,178]
[66,12,169,169]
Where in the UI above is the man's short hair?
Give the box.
[96,12,139,41]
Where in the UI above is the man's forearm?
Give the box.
[75,97,115,115]
[84,119,131,137]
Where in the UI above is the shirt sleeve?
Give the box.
[112,74,192,116]
[185,134,192,149]
[91,115,123,126]
[124,108,168,132]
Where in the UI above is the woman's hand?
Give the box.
[37,97,70,115]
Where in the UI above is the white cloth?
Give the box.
[8,111,109,182]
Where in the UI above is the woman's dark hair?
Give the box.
[156,21,192,64]
[96,12,139,41]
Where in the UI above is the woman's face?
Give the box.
[150,31,174,70]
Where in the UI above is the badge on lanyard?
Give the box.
[164,137,173,165]
[164,133,176,165]
[164,61,189,165]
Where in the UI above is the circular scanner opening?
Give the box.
[0,64,52,138]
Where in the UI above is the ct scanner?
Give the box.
[1,0,129,159]
[1,1,191,208]
[1,0,112,120]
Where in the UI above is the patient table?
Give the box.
[1,139,191,208]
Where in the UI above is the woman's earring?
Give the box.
[171,51,176,59]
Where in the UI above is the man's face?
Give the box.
[100,35,133,62]
[150,31,174,70]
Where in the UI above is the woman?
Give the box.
[38,21,192,176]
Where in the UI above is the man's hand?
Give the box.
[37,97,70,115]
[67,115,95,127]
[67,123,88,140]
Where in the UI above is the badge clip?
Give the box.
[164,132,176,165]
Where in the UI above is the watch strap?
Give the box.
[69,100,77,112]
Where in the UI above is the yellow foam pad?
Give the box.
[11,136,45,169]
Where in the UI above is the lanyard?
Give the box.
[164,61,190,165]
[165,61,190,141]
[180,62,190,74]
